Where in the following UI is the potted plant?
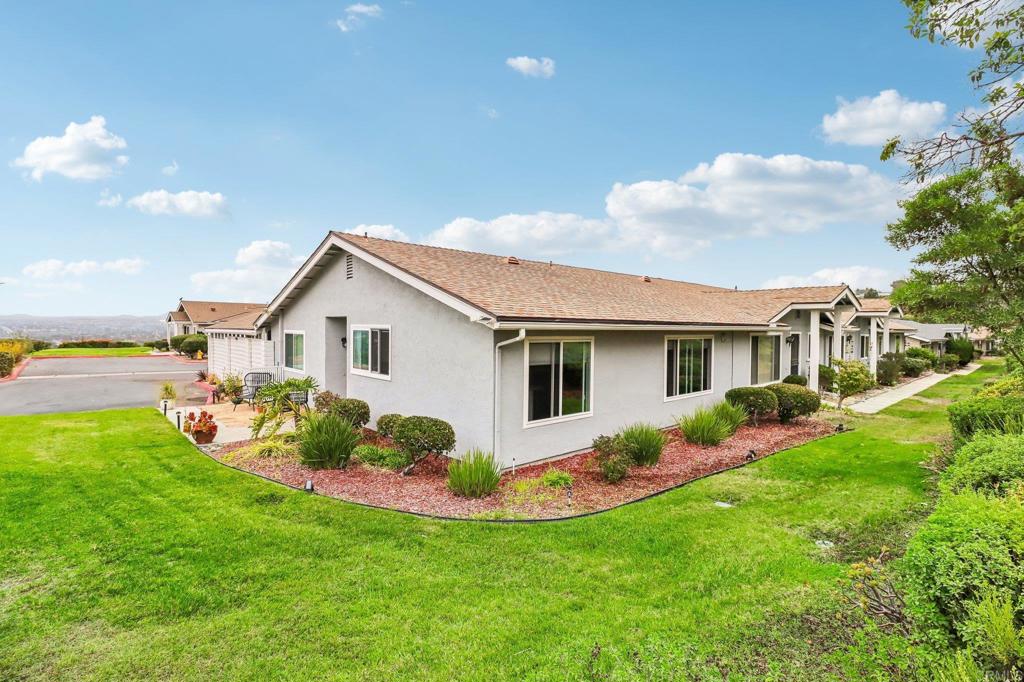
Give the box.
[159,382,177,411]
[221,373,244,407]
[185,410,218,444]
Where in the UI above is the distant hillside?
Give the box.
[0,314,165,343]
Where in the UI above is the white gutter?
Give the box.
[492,329,526,465]
[488,321,782,332]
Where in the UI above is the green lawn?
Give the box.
[0,362,1001,680]
[31,347,154,358]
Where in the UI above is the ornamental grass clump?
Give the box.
[711,401,748,435]
[678,407,732,446]
[618,422,666,466]
[447,449,502,498]
[352,444,410,471]
[298,411,360,469]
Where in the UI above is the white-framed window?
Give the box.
[284,330,305,372]
[859,335,869,358]
[665,336,713,400]
[351,325,390,380]
[524,337,593,426]
[750,334,782,385]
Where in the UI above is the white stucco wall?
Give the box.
[269,249,495,458]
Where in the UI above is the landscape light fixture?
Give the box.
[746,449,757,461]
[304,479,314,493]
[835,423,846,433]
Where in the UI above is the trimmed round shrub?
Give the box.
[179,334,207,357]
[592,434,632,483]
[618,422,666,466]
[0,351,14,377]
[782,374,807,386]
[978,374,1024,398]
[169,334,187,353]
[902,357,930,377]
[352,444,410,470]
[907,346,939,367]
[723,387,778,425]
[376,413,405,438]
[678,406,732,446]
[766,383,821,423]
[938,354,961,373]
[314,394,370,429]
[948,397,1024,445]
[298,411,361,469]
[899,492,1024,646]
[392,416,456,469]
[447,449,502,498]
[818,363,837,392]
[876,357,902,386]
[941,433,1024,497]
[946,337,975,366]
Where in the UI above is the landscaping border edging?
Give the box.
[181,420,840,524]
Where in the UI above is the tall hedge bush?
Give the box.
[946,338,976,366]
[0,351,14,377]
[941,433,1024,497]
[179,334,207,357]
[948,397,1024,445]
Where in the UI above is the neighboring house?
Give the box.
[969,327,1000,355]
[831,298,909,370]
[900,321,969,356]
[204,309,273,378]
[164,299,265,346]
[208,232,907,467]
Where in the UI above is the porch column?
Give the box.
[882,317,891,355]
[808,310,821,392]
[869,317,879,375]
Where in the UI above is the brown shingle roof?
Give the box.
[178,300,266,325]
[859,297,897,313]
[204,308,266,331]
[333,233,852,326]
[168,310,189,321]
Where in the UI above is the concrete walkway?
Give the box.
[845,363,980,414]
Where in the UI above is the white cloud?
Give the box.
[481,106,500,119]
[761,265,895,290]
[97,188,123,207]
[342,224,410,241]
[506,56,556,79]
[427,212,613,257]
[126,189,228,218]
[21,257,145,279]
[822,89,946,145]
[424,153,902,261]
[190,240,304,300]
[12,115,128,181]
[161,159,179,176]
[337,3,382,32]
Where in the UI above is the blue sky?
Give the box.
[0,1,979,315]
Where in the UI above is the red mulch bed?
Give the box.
[206,418,835,520]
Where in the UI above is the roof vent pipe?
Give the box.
[641,275,651,282]
[506,256,520,265]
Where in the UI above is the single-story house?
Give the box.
[969,327,1000,355]
[204,308,273,378]
[206,232,909,467]
[165,299,266,346]
[900,321,969,356]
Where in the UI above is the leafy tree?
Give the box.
[887,164,1024,367]
[885,0,1024,178]
[861,287,880,299]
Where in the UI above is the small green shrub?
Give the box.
[938,354,961,373]
[540,468,574,489]
[224,435,300,464]
[0,351,15,377]
[392,416,456,473]
[942,433,1024,497]
[723,387,778,425]
[834,359,875,408]
[948,397,1024,445]
[678,407,732,446]
[298,411,361,469]
[766,383,821,423]
[962,592,1024,674]
[947,338,976,366]
[352,444,410,470]
[169,334,187,353]
[375,413,405,438]
[818,363,837,392]
[712,400,748,435]
[592,434,631,483]
[447,449,502,498]
[314,394,370,429]
[978,374,1024,398]
[179,334,208,357]
[902,357,930,377]
[876,356,902,386]
[782,374,807,386]
[907,346,939,367]
[618,422,666,466]
[899,492,1024,646]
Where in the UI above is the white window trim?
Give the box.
[349,324,392,381]
[283,329,305,373]
[663,335,715,403]
[749,333,784,387]
[522,336,595,429]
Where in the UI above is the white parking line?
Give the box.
[17,370,198,380]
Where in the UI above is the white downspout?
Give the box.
[493,329,526,465]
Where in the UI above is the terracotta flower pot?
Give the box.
[192,430,216,445]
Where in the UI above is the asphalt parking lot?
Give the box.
[0,356,208,416]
